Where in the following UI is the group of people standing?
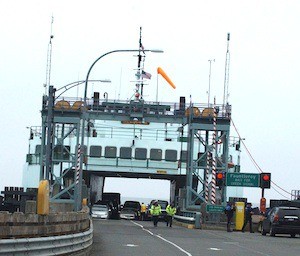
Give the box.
[141,200,255,232]
[224,201,254,233]
[140,201,177,227]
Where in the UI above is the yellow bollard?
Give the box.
[82,198,88,206]
[37,180,50,215]
[235,202,245,231]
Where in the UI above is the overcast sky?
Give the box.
[0,0,299,205]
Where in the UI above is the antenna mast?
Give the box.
[207,59,215,107]
[44,16,54,95]
[223,33,230,105]
[134,27,145,101]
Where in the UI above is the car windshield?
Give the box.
[93,205,107,210]
[158,201,168,209]
[124,201,140,209]
[150,200,168,209]
[278,208,300,216]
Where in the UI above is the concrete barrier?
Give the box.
[0,221,93,256]
[0,206,90,238]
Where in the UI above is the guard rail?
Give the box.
[0,221,93,255]
[174,211,202,229]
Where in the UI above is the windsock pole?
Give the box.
[156,73,159,102]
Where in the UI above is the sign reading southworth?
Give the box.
[206,204,225,213]
[226,173,260,187]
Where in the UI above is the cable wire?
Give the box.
[231,118,292,199]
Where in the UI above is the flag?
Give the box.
[140,42,145,54]
[142,70,152,79]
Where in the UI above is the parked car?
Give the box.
[101,192,121,219]
[91,204,111,219]
[120,201,141,220]
[261,206,300,237]
[147,200,169,221]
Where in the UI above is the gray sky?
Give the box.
[0,0,299,205]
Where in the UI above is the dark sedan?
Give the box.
[261,206,300,237]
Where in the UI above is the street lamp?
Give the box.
[56,79,111,99]
[75,48,163,211]
[42,79,111,197]
[83,49,163,104]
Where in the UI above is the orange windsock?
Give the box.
[157,67,176,89]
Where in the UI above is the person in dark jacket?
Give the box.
[242,202,254,233]
[224,202,235,232]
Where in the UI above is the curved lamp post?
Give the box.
[55,79,111,99]
[75,48,163,211]
[83,49,163,105]
[42,79,111,197]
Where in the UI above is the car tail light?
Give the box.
[273,214,279,222]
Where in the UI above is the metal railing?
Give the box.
[51,97,232,118]
[174,211,202,229]
[0,222,93,255]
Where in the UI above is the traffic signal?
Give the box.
[260,173,271,189]
[216,172,226,187]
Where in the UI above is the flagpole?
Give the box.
[156,73,159,102]
[138,27,143,100]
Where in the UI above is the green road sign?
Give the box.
[206,204,225,213]
[226,173,260,187]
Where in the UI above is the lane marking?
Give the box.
[205,230,272,256]
[209,247,222,251]
[131,221,192,256]
[124,244,139,247]
[156,234,193,256]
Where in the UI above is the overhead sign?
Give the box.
[121,120,149,125]
[206,204,225,213]
[156,170,167,174]
[226,173,260,187]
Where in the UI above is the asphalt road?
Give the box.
[90,219,300,256]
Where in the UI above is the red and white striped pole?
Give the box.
[205,150,210,203]
[75,144,81,185]
[211,101,217,204]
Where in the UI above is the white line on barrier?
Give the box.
[131,221,192,256]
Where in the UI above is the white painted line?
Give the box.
[124,244,139,247]
[156,234,193,256]
[131,220,154,235]
[205,230,271,256]
[209,247,222,251]
[131,221,192,256]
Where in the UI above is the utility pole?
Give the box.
[207,59,215,107]
[44,16,54,95]
[223,33,231,106]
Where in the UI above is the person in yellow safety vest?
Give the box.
[166,203,176,227]
[150,201,161,227]
[140,202,147,221]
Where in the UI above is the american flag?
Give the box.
[141,70,151,79]
[140,42,145,54]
